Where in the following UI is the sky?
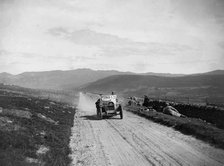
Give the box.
[0,0,224,74]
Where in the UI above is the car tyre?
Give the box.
[98,107,103,120]
[119,105,123,119]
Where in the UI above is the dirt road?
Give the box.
[69,108,224,166]
[69,93,224,166]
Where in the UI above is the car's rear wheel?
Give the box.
[119,105,123,119]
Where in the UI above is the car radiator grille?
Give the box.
[107,106,114,110]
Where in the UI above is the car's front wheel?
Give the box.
[98,107,103,120]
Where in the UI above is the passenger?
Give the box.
[110,92,117,105]
[143,95,150,107]
[95,95,102,108]
[95,98,100,108]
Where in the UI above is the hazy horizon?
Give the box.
[1,67,223,76]
[1,0,224,74]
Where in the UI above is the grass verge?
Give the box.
[0,87,76,166]
[125,105,224,150]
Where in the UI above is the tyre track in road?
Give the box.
[90,115,152,166]
[105,119,156,166]
[106,119,183,166]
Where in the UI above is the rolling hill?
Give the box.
[0,69,186,90]
[1,69,224,101]
[81,73,224,104]
[194,70,224,76]
[0,69,132,90]
[82,74,224,92]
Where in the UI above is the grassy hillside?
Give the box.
[82,74,224,105]
[0,83,77,104]
[0,85,76,166]
[82,74,224,91]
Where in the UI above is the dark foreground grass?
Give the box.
[125,105,224,150]
[0,88,76,166]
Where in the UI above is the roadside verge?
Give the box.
[0,88,76,166]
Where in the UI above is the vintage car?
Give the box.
[95,94,123,119]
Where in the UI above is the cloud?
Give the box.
[132,62,151,72]
[49,28,130,46]
[218,41,224,49]
[49,27,196,58]
[0,49,71,73]
[75,56,96,61]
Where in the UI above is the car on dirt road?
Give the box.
[95,94,123,119]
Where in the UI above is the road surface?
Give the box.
[69,109,224,166]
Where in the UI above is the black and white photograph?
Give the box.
[0,0,224,165]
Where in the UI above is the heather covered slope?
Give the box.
[0,85,76,165]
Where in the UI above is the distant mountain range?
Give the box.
[0,69,223,94]
[193,70,224,76]
[80,70,224,103]
[0,69,130,90]
[81,74,224,92]
[0,68,186,90]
